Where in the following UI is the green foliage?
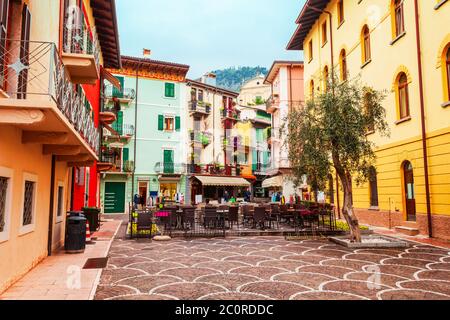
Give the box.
[285,75,389,191]
[327,220,369,231]
[254,96,266,105]
[213,66,268,92]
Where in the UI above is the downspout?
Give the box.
[130,63,140,238]
[47,156,56,256]
[414,0,433,237]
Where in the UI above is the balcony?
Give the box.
[104,85,136,105]
[62,19,101,84]
[189,101,211,117]
[154,162,186,175]
[221,108,240,122]
[252,110,272,127]
[188,163,242,177]
[103,123,135,141]
[253,163,272,176]
[99,149,134,173]
[190,130,212,147]
[266,95,280,114]
[0,40,99,162]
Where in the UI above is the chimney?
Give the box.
[201,72,217,87]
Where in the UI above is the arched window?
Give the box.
[446,47,450,101]
[362,25,371,63]
[323,66,329,91]
[340,49,347,81]
[394,0,405,37]
[397,72,410,119]
[337,0,344,25]
[368,166,378,207]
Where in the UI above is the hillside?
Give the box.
[213,66,268,92]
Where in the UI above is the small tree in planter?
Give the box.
[285,76,388,242]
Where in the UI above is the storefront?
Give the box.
[190,175,251,204]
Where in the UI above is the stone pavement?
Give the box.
[95,236,450,300]
[0,219,121,300]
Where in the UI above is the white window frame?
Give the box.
[164,114,176,132]
[19,173,38,236]
[55,181,65,224]
[0,166,13,243]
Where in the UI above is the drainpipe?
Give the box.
[130,62,140,238]
[47,155,56,256]
[414,0,433,238]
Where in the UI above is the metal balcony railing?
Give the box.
[154,162,187,175]
[63,15,100,74]
[189,101,211,115]
[0,40,99,154]
[104,85,136,101]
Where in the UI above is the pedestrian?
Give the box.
[147,193,153,208]
[275,192,281,202]
[133,194,140,210]
[280,193,286,205]
[139,193,145,209]
[224,190,230,203]
[244,188,251,202]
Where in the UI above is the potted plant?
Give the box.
[205,103,211,113]
[188,129,195,141]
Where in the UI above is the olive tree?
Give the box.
[285,76,388,242]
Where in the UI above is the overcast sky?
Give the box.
[115,0,306,78]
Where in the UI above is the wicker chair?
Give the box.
[253,206,267,230]
[227,206,239,230]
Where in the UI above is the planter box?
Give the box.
[329,235,410,249]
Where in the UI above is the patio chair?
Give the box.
[183,206,196,230]
[241,205,253,228]
[204,207,218,229]
[253,206,267,230]
[267,205,280,229]
[136,212,153,237]
[227,206,239,230]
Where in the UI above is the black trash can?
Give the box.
[82,207,101,232]
[65,211,87,254]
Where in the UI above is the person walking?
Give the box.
[244,188,252,202]
[223,190,230,203]
[133,194,140,210]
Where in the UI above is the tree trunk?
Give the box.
[339,172,362,242]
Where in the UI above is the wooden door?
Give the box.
[403,161,416,221]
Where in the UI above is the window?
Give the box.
[56,185,64,222]
[308,40,313,62]
[364,91,375,133]
[397,72,410,120]
[362,25,371,64]
[394,0,405,37]
[310,80,315,99]
[165,83,175,98]
[340,49,347,81]
[369,166,379,207]
[164,117,174,131]
[20,173,37,235]
[0,167,12,242]
[321,21,327,45]
[198,89,204,102]
[323,66,329,91]
[0,0,9,90]
[190,88,197,101]
[446,47,450,101]
[337,0,344,25]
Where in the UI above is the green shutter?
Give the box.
[165,83,175,98]
[158,115,164,131]
[163,150,174,174]
[175,116,181,131]
[113,76,124,98]
[252,149,258,171]
[112,111,123,135]
[122,148,129,162]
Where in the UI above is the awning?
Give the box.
[101,67,122,90]
[195,176,251,187]
[262,175,283,188]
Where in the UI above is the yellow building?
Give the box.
[288,0,450,240]
[0,0,120,293]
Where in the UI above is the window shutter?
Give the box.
[113,111,123,135]
[175,116,181,131]
[113,76,124,98]
[122,148,129,162]
[165,83,175,98]
[18,4,31,99]
[252,150,258,171]
[158,115,164,131]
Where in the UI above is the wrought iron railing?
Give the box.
[63,16,100,75]
[104,85,136,101]
[0,40,99,154]
[154,162,187,175]
[189,101,211,114]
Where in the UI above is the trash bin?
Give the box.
[65,211,87,254]
[82,207,101,232]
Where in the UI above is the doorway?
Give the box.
[138,181,148,207]
[403,161,416,222]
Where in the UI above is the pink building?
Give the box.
[263,61,305,197]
